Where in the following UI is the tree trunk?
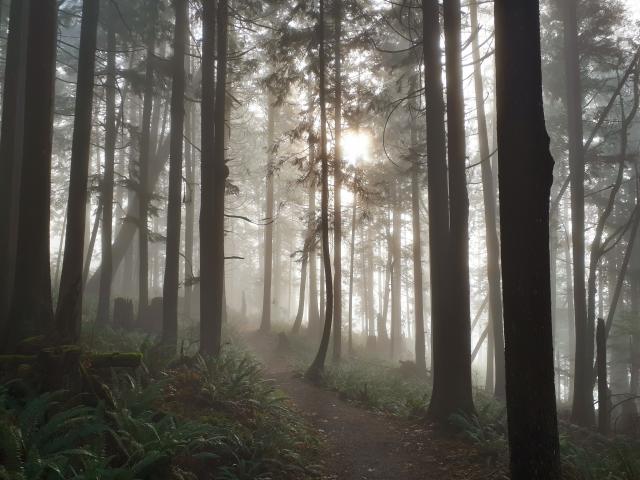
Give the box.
[348,197,357,354]
[564,0,593,427]
[495,0,561,475]
[260,100,276,333]
[162,0,187,351]
[470,0,505,399]
[184,95,195,322]
[428,0,475,420]
[307,0,333,381]
[5,0,58,349]
[597,318,609,435]
[291,247,307,334]
[332,0,343,362]
[409,76,426,372]
[55,0,99,342]
[136,10,157,324]
[96,21,117,325]
[200,0,228,356]
[391,181,402,360]
[0,0,28,344]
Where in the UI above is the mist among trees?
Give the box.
[0,0,639,478]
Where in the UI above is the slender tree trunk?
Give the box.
[260,100,276,333]
[391,181,402,359]
[162,0,187,351]
[184,98,195,322]
[564,0,593,427]
[332,0,343,362]
[5,0,57,349]
[470,0,505,399]
[409,76,426,372]
[348,197,356,354]
[307,0,333,381]
[96,22,117,325]
[292,248,307,334]
[308,180,320,335]
[597,319,609,435]
[0,0,28,344]
[56,0,99,342]
[200,0,228,356]
[137,10,156,324]
[495,0,561,475]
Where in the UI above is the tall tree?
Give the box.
[162,0,187,351]
[0,0,29,344]
[332,0,343,362]
[6,0,58,348]
[390,180,402,359]
[307,0,333,381]
[409,76,426,372]
[56,0,100,342]
[200,0,228,356]
[260,100,276,333]
[495,0,561,475]
[563,0,593,427]
[96,19,117,325]
[137,5,157,325]
[470,0,505,398]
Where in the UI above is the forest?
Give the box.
[0,0,639,478]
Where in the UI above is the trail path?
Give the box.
[245,334,505,480]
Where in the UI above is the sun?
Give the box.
[341,131,371,165]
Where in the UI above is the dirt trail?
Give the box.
[245,333,504,480]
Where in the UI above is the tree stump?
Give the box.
[113,297,134,330]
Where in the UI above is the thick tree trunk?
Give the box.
[162,0,187,351]
[200,0,228,356]
[55,0,99,342]
[5,0,58,349]
[428,0,475,420]
[260,100,276,333]
[0,0,28,344]
[470,0,505,399]
[564,0,593,427]
[495,0,561,476]
[96,22,117,325]
[332,0,343,362]
[307,0,333,381]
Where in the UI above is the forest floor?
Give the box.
[244,332,506,480]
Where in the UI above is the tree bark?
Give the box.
[55,0,99,342]
[597,318,609,435]
[96,21,117,325]
[564,0,593,427]
[390,181,402,359]
[162,0,187,351]
[5,0,58,349]
[428,0,475,420]
[332,0,343,362]
[0,0,28,344]
[307,0,333,381]
[200,0,228,356]
[347,197,357,354]
[495,0,561,476]
[470,0,505,399]
[260,100,276,333]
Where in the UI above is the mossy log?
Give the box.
[0,349,142,369]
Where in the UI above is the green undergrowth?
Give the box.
[282,329,640,479]
[0,326,321,480]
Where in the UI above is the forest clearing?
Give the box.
[1,0,640,478]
